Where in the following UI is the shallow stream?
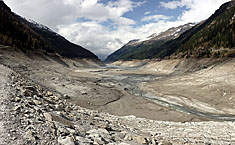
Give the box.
[105,65,235,121]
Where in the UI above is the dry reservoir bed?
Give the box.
[1,47,235,144]
[1,46,235,122]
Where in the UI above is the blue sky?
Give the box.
[90,0,185,29]
[5,0,230,60]
[123,0,183,24]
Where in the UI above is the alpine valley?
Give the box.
[0,0,235,145]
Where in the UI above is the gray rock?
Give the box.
[24,130,35,140]
[132,135,147,144]
[58,136,75,145]
[118,143,131,145]
[124,134,132,141]
[33,100,42,105]
[87,128,109,135]
[46,91,53,97]
[64,94,70,99]
[43,112,53,121]
[118,131,128,139]
[93,137,105,145]
[151,138,157,145]
[58,127,70,136]
[75,136,93,144]
[159,141,172,145]
[14,97,21,102]
[13,105,21,111]
[67,128,76,135]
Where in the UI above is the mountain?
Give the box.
[105,23,195,62]
[0,1,98,59]
[170,0,235,58]
[106,0,235,62]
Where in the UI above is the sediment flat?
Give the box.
[1,47,235,122]
[1,47,235,144]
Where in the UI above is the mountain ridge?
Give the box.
[0,1,98,59]
[106,0,235,62]
[105,23,195,62]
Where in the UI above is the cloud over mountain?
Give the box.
[5,0,230,60]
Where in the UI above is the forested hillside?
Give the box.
[0,1,98,59]
[106,0,235,61]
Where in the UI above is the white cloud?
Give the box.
[57,20,185,60]
[5,0,76,30]
[4,0,143,60]
[178,0,230,23]
[5,0,142,30]
[160,0,185,9]
[144,11,151,15]
[160,0,230,23]
[141,15,172,22]
[81,0,98,7]
[4,0,230,60]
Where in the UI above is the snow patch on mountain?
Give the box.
[28,19,55,34]
[128,23,196,46]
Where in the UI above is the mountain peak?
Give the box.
[147,23,196,42]
[105,23,195,62]
[0,2,98,59]
[106,0,235,61]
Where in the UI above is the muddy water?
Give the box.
[104,65,235,121]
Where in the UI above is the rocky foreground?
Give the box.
[1,63,235,145]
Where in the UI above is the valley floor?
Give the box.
[1,46,235,144]
[112,59,235,121]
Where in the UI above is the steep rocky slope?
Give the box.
[0,1,98,59]
[106,23,195,62]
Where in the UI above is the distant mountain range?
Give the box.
[106,0,235,62]
[0,1,98,59]
[106,23,195,62]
